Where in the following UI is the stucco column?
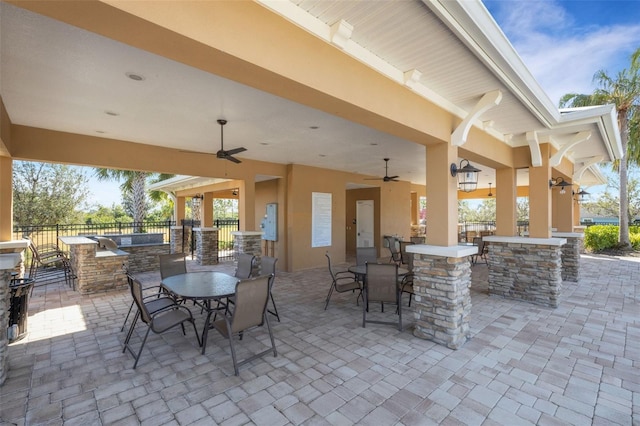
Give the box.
[528,144,552,238]
[0,157,12,241]
[238,180,256,232]
[426,143,458,246]
[495,167,517,236]
[203,193,214,227]
[553,186,574,232]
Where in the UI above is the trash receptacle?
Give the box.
[8,278,34,342]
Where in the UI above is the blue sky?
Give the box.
[483,0,640,105]
[86,1,640,207]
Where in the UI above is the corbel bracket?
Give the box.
[451,90,502,146]
[549,131,591,167]
[573,155,604,182]
[526,131,542,167]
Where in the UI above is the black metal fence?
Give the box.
[13,221,175,250]
[215,219,240,261]
[457,220,530,242]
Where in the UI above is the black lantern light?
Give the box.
[549,177,572,194]
[450,159,481,193]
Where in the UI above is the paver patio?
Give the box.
[1,253,638,425]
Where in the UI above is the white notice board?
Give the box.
[312,192,332,247]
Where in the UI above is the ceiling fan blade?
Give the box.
[226,155,242,164]
[387,175,399,180]
[225,147,247,156]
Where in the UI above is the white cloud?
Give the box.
[487,0,640,105]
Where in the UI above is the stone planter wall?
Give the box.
[558,236,581,282]
[194,228,219,266]
[170,226,184,254]
[232,232,263,277]
[487,241,562,308]
[412,253,471,350]
[0,268,10,386]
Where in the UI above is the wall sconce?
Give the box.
[232,188,239,196]
[549,177,571,194]
[450,159,481,193]
[487,182,493,197]
[192,193,204,200]
[573,188,590,203]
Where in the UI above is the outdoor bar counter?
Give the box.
[58,236,128,294]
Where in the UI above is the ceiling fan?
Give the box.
[215,119,246,164]
[365,158,399,182]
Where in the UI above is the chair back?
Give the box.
[159,253,186,279]
[477,239,486,255]
[325,252,338,281]
[230,275,271,333]
[410,236,425,244]
[235,253,256,279]
[399,241,414,267]
[261,256,278,277]
[129,277,152,325]
[365,262,398,303]
[356,247,377,266]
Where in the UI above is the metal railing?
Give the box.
[13,221,175,250]
[214,219,240,261]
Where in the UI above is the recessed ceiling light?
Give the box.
[126,72,145,81]
[105,111,119,116]
[260,142,269,146]
[319,154,326,157]
[95,130,106,134]
[370,142,378,146]
[309,126,319,129]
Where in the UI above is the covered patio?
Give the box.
[1,254,637,425]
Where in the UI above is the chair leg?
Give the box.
[123,310,140,352]
[324,284,336,310]
[228,331,239,376]
[121,301,135,332]
[398,292,403,332]
[132,327,152,369]
[264,313,277,358]
[190,319,202,347]
[268,292,280,322]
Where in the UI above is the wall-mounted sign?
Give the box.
[312,192,332,247]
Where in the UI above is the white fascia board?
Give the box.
[424,0,560,128]
[559,105,623,161]
[147,175,198,191]
[257,0,506,144]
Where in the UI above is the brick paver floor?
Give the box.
[1,253,638,425]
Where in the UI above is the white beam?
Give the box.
[330,20,353,50]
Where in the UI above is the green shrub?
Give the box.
[584,225,619,251]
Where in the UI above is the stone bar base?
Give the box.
[0,253,22,385]
[484,236,566,308]
[553,233,583,282]
[59,237,128,294]
[194,228,219,266]
[406,245,477,350]
[232,231,263,276]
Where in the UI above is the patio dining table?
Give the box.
[348,264,409,279]
[161,271,239,355]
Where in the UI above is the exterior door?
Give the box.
[356,200,374,248]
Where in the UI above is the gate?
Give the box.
[214,219,240,261]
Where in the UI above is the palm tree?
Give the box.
[560,47,640,248]
[94,169,174,232]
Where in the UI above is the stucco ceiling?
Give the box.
[0,1,618,190]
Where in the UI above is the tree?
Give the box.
[94,169,173,232]
[560,47,640,248]
[581,167,640,222]
[13,161,89,226]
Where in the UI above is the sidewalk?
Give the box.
[1,254,638,425]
